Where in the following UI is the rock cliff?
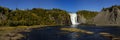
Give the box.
[77,10,98,24]
[94,6,120,26]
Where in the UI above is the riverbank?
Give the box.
[95,24,120,26]
[0,25,53,40]
[80,23,120,27]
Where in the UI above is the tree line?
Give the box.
[2,5,113,26]
[0,6,71,26]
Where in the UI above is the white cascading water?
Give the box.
[69,13,79,25]
[69,13,79,39]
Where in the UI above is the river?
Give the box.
[21,25,120,40]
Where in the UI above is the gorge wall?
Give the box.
[77,10,98,24]
[94,6,120,26]
[77,5,120,26]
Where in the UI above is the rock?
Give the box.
[85,31,94,34]
[60,28,94,35]
[99,32,110,35]
[2,32,24,40]
[99,32,113,38]
[94,6,120,26]
[77,10,98,24]
[11,34,24,40]
[61,28,80,32]
[112,38,120,40]
[77,14,86,24]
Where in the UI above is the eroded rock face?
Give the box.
[1,14,6,20]
[94,7,120,25]
[77,14,86,24]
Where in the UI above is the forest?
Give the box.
[0,6,71,26]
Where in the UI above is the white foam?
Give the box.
[69,13,79,25]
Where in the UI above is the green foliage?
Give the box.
[102,5,120,11]
[77,10,98,20]
[0,6,71,26]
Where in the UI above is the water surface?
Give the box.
[21,25,120,40]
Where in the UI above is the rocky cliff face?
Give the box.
[77,10,98,24]
[94,6,120,25]
[77,14,86,24]
[52,13,71,25]
[0,13,6,20]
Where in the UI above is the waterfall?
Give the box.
[69,13,79,25]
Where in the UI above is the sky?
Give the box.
[0,0,120,12]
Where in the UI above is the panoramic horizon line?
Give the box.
[1,5,120,12]
[0,6,102,12]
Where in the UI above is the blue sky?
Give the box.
[0,0,120,12]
